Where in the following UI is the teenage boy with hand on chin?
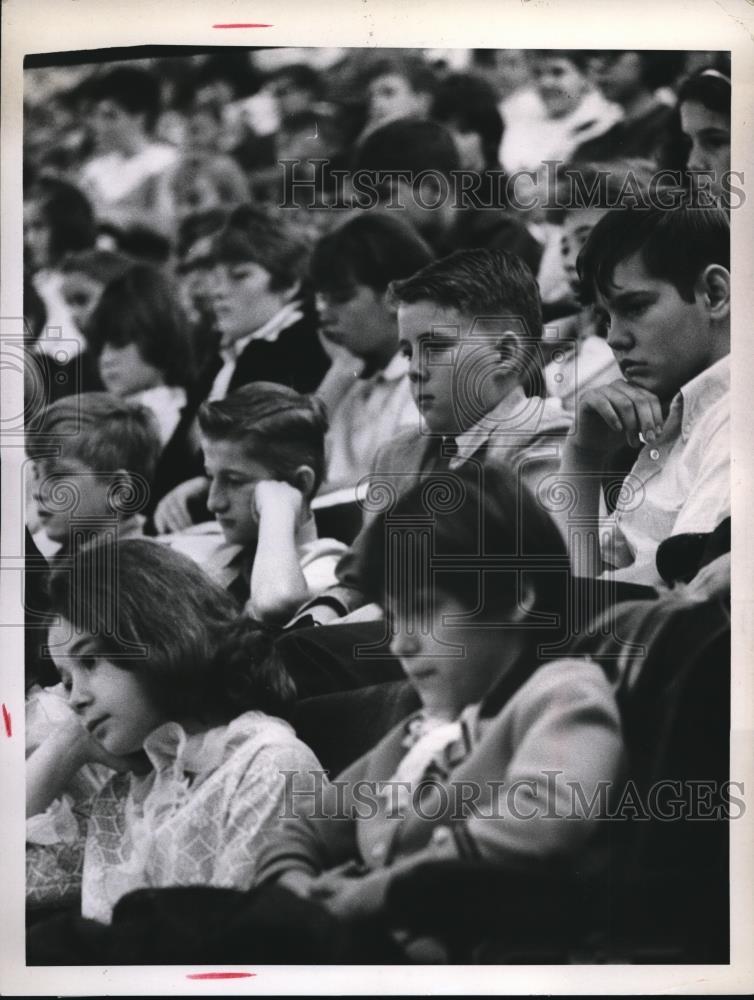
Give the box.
[557,205,730,588]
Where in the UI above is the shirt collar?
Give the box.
[675,354,730,442]
[454,385,552,464]
[219,294,305,364]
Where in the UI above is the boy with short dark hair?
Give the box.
[298,246,572,624]
[557,204,730,587]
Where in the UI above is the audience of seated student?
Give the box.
[557,204,730,589]
[296,247,572,627]
[573,50,687,165]
[677,65,731,203]
[24,175,98,362]
[310,213,433,493]
[151,204,332,531]
[351,118,542,275]
[26,392,162,559]
[542,161,658,410]
[499,50,621,174]
[85,263,194,450]
[77,66,179,235]
[26,538,323,924]
[160,383,346,624]
[143,466,621,961]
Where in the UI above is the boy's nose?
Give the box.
[206,480,227,513]
[606,315,632,352]
[68,677,92,713]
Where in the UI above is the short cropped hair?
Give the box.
[600,50,687,91]
[86,264,195,388]
[198,382,328,497]
[60,249,133,287]
[176,208,228,264]
[27,177,97,263]
[352,118,461,178]
[310,212,434,297]
[212,204,311,291]
[26,392,162,490]
[46,538,297,723]
[577,205,730,304]
[359,463,569,624]
[269,63,324,99]
[389,248,544,396]
[87,66,161,128]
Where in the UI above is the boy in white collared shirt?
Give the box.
[556,204,730,589]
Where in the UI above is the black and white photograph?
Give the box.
[1,0,753,993]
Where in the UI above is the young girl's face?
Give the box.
[98,342,165,397]
[48,620,166,756]
[387,590,510,720]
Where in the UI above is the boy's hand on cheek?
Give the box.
[253,480,305,525]
[575,379,665,452]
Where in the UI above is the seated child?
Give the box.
[161,382,346,625]
[248,466,626,959]
[78,66,179,234]
[557,204,730,588]
[26,538,322,923]
[86,263,195,449]
[677,65,731,204]
[298,247,573,625]
[543,161,657,410]
[26,391,161,558]
[310,212,433,493]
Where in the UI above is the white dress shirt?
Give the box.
[599,354,730,587]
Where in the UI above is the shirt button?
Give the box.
[371,842,386,859]
[649,448,660,461]
[432,826,451,845]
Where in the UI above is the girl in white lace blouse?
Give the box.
[26,538,322,924]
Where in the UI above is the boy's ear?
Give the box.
[494,331,525,379]
[292,464,316,500]
[698,264,730,321]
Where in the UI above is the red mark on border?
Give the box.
[2,705,11,738]
[212,23,272,28]
[186,972,256,980]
